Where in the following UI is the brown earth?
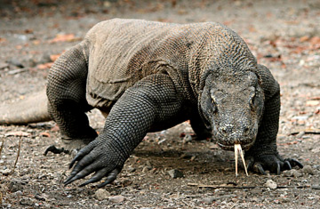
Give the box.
[0,0,319,208]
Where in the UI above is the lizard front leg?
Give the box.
[47,42,98,150]
[245,65,303,174]
[64,74,184,187]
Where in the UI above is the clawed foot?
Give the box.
[44,145,70,155]
[44,137,95,156]
[63,140,125,187]
[245,154,303,175]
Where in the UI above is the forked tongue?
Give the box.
[234,144,249,176]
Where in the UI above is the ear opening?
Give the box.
[197,91,212,130]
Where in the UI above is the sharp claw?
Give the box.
[69,144,96,169]
[97,177,116,188]
[246,156,254,171]
[276,162,281,175]
[64,176,77,186]
[79,177,100,187]
[254,163,267,175]
[69,152,84,169]
[65,171,88,186]
[97,169,120,188]
[292,159,303,168]
[246,161,252,171]
[284,161,292,170]
[44,145,70,155]
[79,167,110,187]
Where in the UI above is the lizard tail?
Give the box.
[0,90,51,125]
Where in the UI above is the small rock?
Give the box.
[180,153,194,159]
[203,196,216,204]
[20,198,34,206]
[0,62,9,70]
[142,166,152,173]
[12,190,23,197]
[0,168,12,176]
[312,165,320,170]
[158,138,166,144]
[37,53,52,64]
[167,169,184,178]
[295,131,305,138]
[264,179,277,189]
[109,195,125,203]
[6,59,24,68]
[35,193,47,201]
[182,134,192,143]
[302,165,314,175]
[283,169,303,177]
[95,188,110,200]
[8,179,24,192]
[127,167,136,172]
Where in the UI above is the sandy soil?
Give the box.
[0,0,319,208]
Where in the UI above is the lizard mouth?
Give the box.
[217,140,255,151]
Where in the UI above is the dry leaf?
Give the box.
[50,124,60,132]
[310,36,320,45]
[40,132,50,137]
[0,37,6,43]
[5,131,31,137]
[306,100,320,106]
[49,34,78,43]
[299,36,309,42]
[32,40,41,45]
[50,54,61,62]
[37,62,54,70]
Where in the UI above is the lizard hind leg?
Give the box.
[47,41,97,150]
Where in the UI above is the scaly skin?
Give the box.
[0,19,303,187]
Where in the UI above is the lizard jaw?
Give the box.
[217,140,255,151]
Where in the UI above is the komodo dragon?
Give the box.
[0,19,303,187]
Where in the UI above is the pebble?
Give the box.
[14,191,23,196]
[6,59,24,68]
[109,195,125,203]
[127,167,136,172]
[34,194,47,201]
[0,168,12,175]
[95,188,110,200]
[167,169,184,178]
[203,194,237,204]
[20,198,34,206]
[283,169,303,177]
[203,196,216,204]
[0,62,9,70]
[182,134,192,143]
[302,165,314,175]
[264,179,277,189]
[8,179,24,192]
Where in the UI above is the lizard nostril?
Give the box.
[244,127,250,134]
[220,125,233,135]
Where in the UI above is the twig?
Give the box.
[7,68,28,75]
[8,136,22,175]
[188,183,256,189]
[289,131,320,136]
[0,138,4,160]
[188,183,318,190]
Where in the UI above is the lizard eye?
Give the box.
[249,92,256,109]
[211,95,217,113]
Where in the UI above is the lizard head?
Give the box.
[199,70,264,151]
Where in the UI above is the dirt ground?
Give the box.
[0,0,320,208]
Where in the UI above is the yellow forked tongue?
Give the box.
[234,144,249,176]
